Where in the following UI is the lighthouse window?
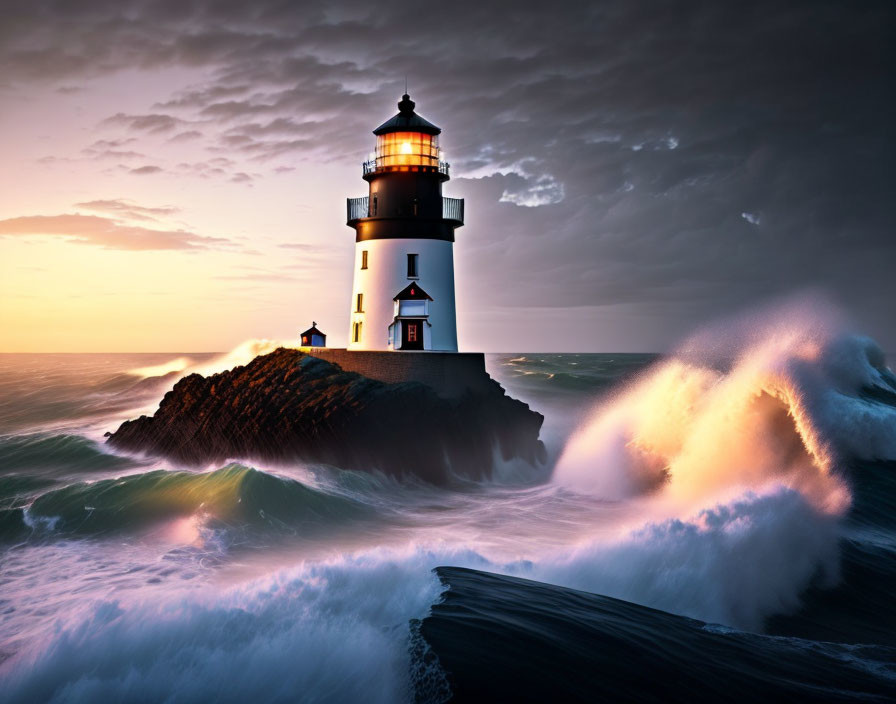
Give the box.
[375,132,440,169]
[355,293,364,312]
[352,322,362,343]
[407,253,418,278]
[361,250,368,269]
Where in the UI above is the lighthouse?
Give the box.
[303,93,486,395]
[345,93,464,351]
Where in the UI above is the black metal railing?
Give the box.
[347,195,464,224]
[362,159,450,177]
[346,196,369,222]
[442,197,464,224]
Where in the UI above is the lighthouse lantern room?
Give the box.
[346,94,463,351]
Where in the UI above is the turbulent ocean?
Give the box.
[2,307,896,702]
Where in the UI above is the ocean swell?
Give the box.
[15,464,371,540]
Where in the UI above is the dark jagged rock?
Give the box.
[106,349,545,483]
[417,567,896,703]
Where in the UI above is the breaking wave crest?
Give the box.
[548,302,896,630]
[555,305,896,509]
[127,339,298,382]
[127,357,193,379]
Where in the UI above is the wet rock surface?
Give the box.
[107,348,545,483]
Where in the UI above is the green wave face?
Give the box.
[0,433,140,477]
[22,464,370,538]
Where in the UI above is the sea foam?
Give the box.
[1,547,462,704]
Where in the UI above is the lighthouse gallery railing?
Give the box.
[442,197,464,224]
[363,159,450,177]
[346,196,369,222]
[346,196,464,225]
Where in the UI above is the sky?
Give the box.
[0,0,893,353]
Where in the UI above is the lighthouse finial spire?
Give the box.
[397,91,415,114]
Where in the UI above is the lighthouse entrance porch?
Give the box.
[400,319,425,350]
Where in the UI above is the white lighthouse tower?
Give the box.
[345,93,464,351]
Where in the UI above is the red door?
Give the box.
[401,320,424,350]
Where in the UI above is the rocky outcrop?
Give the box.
[106,349,545,483]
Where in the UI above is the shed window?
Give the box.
[407,253,418,278]
[399,300,426,317]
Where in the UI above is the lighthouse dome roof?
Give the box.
[373,94,441,136]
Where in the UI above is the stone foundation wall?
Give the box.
[303,348,494,398]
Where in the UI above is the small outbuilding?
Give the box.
[300,322,327,347]
[389,283,433,350]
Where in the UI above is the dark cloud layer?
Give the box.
[1,0,894,347]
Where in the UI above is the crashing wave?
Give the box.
[555,303,896,510]
[549,300,896,629]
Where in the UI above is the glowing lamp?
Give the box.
[372,131,440,170]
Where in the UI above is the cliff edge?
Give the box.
[106,348,545,483]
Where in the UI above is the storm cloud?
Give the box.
[1,0,893,349]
